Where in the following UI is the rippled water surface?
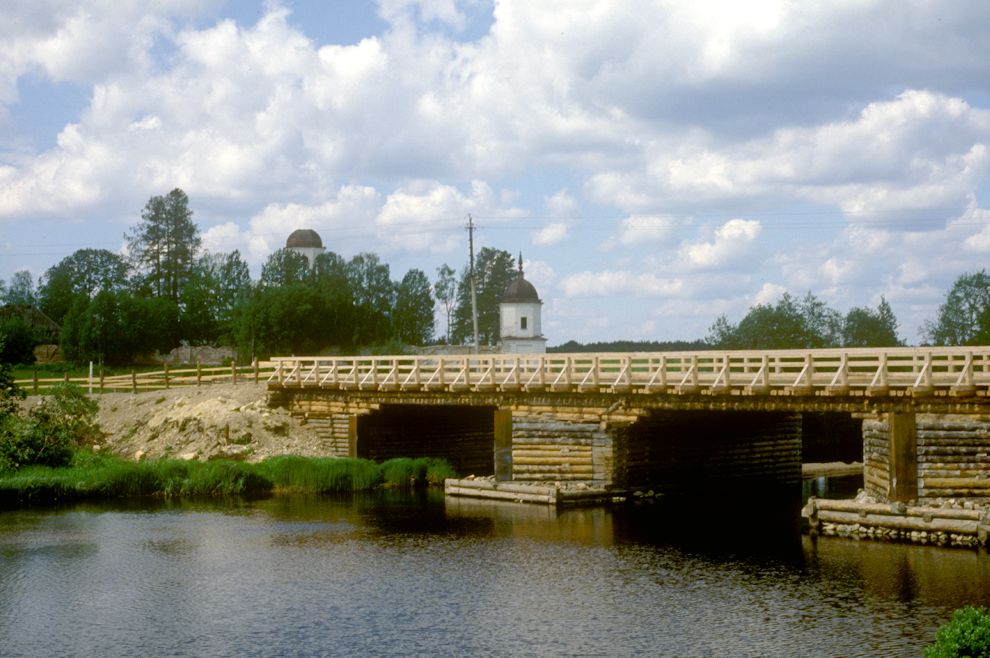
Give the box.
[2,492,989,657]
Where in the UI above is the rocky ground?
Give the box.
[27,383,329,462]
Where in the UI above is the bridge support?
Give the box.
[613,411,802,497]
[498,412,615,484]
[865,413,990,504]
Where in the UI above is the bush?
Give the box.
[29,383,101,445]
[0,382,98,472]
[926,606,990,658]
[0,414,72,471]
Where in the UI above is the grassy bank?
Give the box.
[0,451,457,506]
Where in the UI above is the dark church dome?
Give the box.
[286,229,323,249]
[501,253,540,303]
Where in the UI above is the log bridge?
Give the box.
[267,347,990,505]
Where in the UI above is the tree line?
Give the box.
[0,189,527,365]
[3,187,990,364]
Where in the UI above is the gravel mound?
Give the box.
[77,384,329,462]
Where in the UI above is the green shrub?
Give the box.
[926,606,990,658]
[29,383,101,445]
[0,414,72,471]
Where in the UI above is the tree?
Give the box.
[126,188,201,302]
[347,253,395,345]
[60,290,178,365]
[310,252,354,349]
[707,292,842,349]
[394,269,435,345]
[37,249,129,324]
[235,284,326,356]
[3,270,36,306]
[260,248,310,288]
[0,316,39,364]
[181,251,252,343]
[434,264,457,344]
[451,247,516,345]
[923,270,990,345]
[842,297,901,347]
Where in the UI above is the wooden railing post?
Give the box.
[33,370,38,395]
[196,360,202,386]
[131,370,137,394]
[99,367,104,394]
[164,362,170,389]
[232,361,237,385]
[254,359,260,384]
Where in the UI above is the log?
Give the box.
[922,478,990,490]
[813,498,983,521]
[815,509,978,535]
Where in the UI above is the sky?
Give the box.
[1,0,989,346]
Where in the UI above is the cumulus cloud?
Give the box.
[678,219,761,269]
[559,270,682,298]
[611,214,678,248]
[589,91,990,222]
[532,222,568,246]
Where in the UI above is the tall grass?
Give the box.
[0,451,457,506]
[257,456,382,493]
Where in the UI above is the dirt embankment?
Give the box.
[30,384,329,462]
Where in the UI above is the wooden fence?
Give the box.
[16,361,277,395]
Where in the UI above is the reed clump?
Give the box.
[0,451,456,506]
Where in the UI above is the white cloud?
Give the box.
[753,282,788,306]
[679,219,761,269]
[612,214,678,247]
[559,270,682,298]
[532,222,568,246]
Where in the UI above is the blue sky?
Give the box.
[1,0,989,344]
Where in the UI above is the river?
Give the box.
[2,485,989,657]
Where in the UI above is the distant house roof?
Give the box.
[0,304,60,338]
[286,229,324,249]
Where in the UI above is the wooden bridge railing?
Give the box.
[267,347,990,397]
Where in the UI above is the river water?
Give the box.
[2,487,989,657]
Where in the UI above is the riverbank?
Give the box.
[0,452,456,507]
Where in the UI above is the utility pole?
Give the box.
[467,214,480,353]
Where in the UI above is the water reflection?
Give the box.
[1,492,989,657]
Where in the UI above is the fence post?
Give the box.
[254,359,259,384]
[197,360,202,387]
[99,367,104,394]
[33,370,38,395]
[131,370,137,394]
[63,371,69,384]
[232,361,237,385]
[164,362,170,389]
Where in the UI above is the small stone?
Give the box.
[178,451,198,461]
[134,450,146,461]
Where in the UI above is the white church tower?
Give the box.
[499,254,547,354]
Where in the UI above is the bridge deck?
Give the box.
[268,347,990,399]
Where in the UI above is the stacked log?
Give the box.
[510,417,608,482]
[917,415,990,500]
[864,415,990,503]
[862,418,890,500]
